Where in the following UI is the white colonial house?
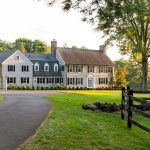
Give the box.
[0,40,114,89]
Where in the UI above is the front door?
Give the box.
[88,77,94,88]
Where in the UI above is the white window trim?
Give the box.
[44,63,49,72]
[34,63,39,71]
[54,63,58,72]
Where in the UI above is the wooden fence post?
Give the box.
[127,90,133,128]
[121,87,125,119]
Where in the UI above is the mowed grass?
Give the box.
[0,96,4,102]
[19,90,150,150]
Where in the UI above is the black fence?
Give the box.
[121,87,150,133]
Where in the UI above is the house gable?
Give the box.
[2,50,33,65]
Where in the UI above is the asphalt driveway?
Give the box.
[0,92,54,150]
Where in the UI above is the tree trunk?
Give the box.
[141,54,148,91]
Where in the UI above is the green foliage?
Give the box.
[19,91,150,150]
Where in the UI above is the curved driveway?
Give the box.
[0,91,58,150]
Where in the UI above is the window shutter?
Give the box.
[76,78,77,85]
[27,66,29,72]
[88,66,89,73]
[81,78,83,85]
[21,77,23,83]
[73,78,75,85]
[14,77,16,83]
[14,65,15,72]
[67,78,69,85]
[7,78,9,84]
[43,78,45,84]
[93,66,94,73]
[81,65,83,72]
[27,77,29,84]
[37,78,39,84]
[68,66,69,72]
[8,65,10,72]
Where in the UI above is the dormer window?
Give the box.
[54,63,58,72]
[34,63,39,71]
[44,63,49,72]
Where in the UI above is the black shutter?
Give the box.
[67,78,69,85]
[21,77,23,83]
[62,78,63,83]
[7,77,9,84]
[73,78,75,85]
[14,77,16,83]
[14,65,15,72]
[37,78,39,84]
[8,65,10,72]
[81,65,83,72]
[27,66,29,72]
[81,78,83,85]
[76,78,77,85]
[22,66,23,72]
[43,78,45,84]
[68,66,69,72]
[93,66,94,73]
[27,77,29,84]
[88,66,89,73]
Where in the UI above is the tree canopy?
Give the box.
[48,0,150,91]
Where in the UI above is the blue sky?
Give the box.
[0,0,122,60]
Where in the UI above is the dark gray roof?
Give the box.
[0,50,15,63]
[25,53,57,61]
[31,60,61,77]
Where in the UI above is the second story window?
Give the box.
[8,65,15,72]
[77,65,83,72]
[34,63,39,71]
[44,63,49,72]
[88,66,94,73]
[22,65,29,72]
[107,67,113,73]
[17,55,20,60]
[54,63,58,72]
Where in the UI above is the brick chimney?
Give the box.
[51,39,57,56]
[99,45,107,54]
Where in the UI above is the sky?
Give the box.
[0,0,122,60]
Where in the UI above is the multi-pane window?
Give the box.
[77,65,83,72]
[88,66,94,73]
[7,77,16,84]
[22,65,29,72]
[21,77,29,84]
[44,63,49,72]
[99,66,105,73]
[107,67,113,73]
[34,63,39,71]
[99,78,108,84]
[61,65,65,71]
[54,64,58,72]
[68,65,74,72]
[37,78,45,84]
[67,77,83,85]
[8,65,15,72]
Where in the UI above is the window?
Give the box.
[54,63,58,72]
[37,78,45,84]
[17,55,20,60]
[107,67,113,73]
[8,65,15,72]
[99,66,105,73]
[61,65,65,71]
[7,77,16,84]
[44,63,49,72]
[76,78,83,85]
[88,66,94,73]
[99,78,108,84]
[22,65,29,72]
[21,77,29,84]
[77,65,83,72]
[34,63,39,71]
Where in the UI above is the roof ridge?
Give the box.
[57,47,101,52]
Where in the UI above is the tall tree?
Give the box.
[48,0,150,91]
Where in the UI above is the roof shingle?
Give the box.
[57,47,114,66]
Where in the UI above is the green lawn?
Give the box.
[19,90,150,150]
[0,96,4,102]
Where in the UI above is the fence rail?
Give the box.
[121,87,150,133]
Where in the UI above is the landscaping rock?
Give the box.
[82,102,121,112]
